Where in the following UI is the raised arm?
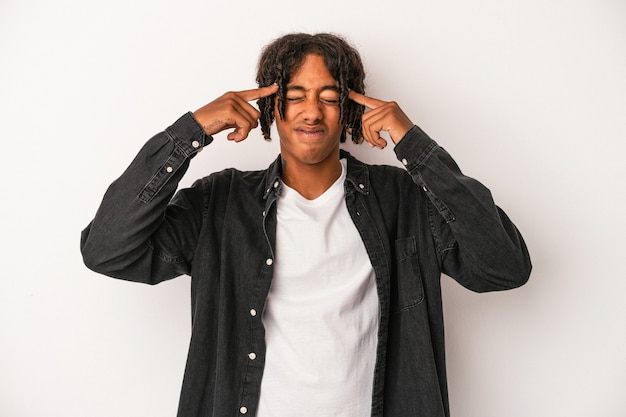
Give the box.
[350,91,531,291]
[80,85,278,284]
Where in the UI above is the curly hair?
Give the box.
[256,33,366,144]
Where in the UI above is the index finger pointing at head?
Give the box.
[348,90,386,109]
[238,84,279,102]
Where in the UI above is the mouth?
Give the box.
[295,127,326,139]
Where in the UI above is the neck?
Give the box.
[281,154,343,200]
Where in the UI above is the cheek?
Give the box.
[325,106,341,120]
[275,119,287,136]
[323,106,342,129]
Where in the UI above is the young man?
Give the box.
[81,33,531,417]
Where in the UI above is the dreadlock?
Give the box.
[255,33,366,144]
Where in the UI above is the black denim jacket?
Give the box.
[81,112,531,417]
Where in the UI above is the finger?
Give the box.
[227,128,249,142]
[361,117,380,149]
[229,98,261,127]
[225,114,258,142]
[348,90,387,110]
[362,102,414,145]
[223,89,270,141]
[361,110,390,149]
[238,83,279,102]
[229,84,277,141]
[363,122,387,149]
[226,120,256,142]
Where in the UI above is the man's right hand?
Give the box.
[193,84,278,142]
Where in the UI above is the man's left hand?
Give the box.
[349,91,414,149]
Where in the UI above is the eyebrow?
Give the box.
[286,85,340,93]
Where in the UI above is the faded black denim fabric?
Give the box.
[81,112,531,417]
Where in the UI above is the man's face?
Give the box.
[275,54,343,169]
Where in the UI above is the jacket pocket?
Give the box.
[391,236,425,313]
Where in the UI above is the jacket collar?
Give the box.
[263,149,370,200]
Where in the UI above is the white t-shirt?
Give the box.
[257,159,379,417]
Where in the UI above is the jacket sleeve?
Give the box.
[80,112,212,284]
[394,125,532,292]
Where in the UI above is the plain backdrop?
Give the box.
[1,0,625,416]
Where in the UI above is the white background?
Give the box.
[1,0,625,416]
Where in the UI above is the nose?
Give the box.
[301,96,323,123]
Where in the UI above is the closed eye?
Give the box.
[285,97,338,105]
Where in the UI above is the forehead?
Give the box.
[287,54,339,87]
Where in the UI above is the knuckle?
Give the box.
[223,91,241,102]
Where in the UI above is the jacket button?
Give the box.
[191,140,200,148]
[401,158,408,166]
[248,352,257,360]
[240,406,248,414]
[266,258,273,266]
[250,309,257,317]
[166,166,173,173]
